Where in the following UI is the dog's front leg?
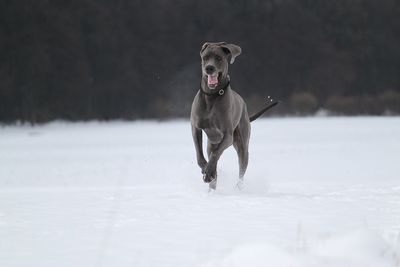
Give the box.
[204,132,233,183]
[191,125,207,173]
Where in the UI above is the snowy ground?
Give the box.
[0,117,399,267]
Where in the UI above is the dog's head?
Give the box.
[200,42,241,89]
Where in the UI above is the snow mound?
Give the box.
[201,229,399,267]
[311,229,400,267]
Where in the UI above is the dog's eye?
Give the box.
[203,55,210,61]
[215,56,222,62]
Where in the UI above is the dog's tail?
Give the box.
[249,97,280,122]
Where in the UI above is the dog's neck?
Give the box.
[200,75,230,97]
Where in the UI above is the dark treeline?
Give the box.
[1,0,399,123]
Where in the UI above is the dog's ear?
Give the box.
[220,43,242,64]
[200,42,210,55]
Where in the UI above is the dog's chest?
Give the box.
[196,114,224,144]
[196,102,221,129]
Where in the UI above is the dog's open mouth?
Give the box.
[207,74,218,89]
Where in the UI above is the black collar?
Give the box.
[200,80,230,96]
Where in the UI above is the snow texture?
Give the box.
[0,117,400,267]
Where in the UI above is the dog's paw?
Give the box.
[202,172,216,183]
[198,159,207,174]
[203,169,217,184]
[203,163,217,183]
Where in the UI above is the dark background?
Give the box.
[1,0,399,124]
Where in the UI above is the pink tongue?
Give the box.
[207,75,218,87]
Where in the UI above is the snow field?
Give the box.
[0,117,399,266]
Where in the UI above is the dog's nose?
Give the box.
[205,65,215,74]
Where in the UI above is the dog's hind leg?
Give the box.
[233,129,249,178]
[233,117,250,189]
[233,131,248,190]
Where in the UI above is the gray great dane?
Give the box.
[190,42,278,190]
